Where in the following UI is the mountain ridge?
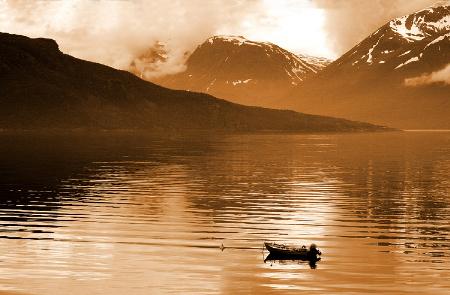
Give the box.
[149,35,331,107]
[0,32,389,133]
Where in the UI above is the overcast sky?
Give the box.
[0,0,438,75]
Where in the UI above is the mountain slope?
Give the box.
[0,32,387,132]
[285,2,450,129]
[152,36,330,108]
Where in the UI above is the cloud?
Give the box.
[0,0,262,76]
[405,64,450,86]
[312,0,437,55]
[0,0,441,77]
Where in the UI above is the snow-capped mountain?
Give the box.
[298,54,331,71]
[286,2,450,129]
[153,36,331,107]
[330,2,449,74]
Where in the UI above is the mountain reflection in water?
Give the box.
[0,131,448,294]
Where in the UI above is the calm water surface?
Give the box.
[0,131,448,294]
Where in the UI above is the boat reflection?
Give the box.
[264,253,321,269]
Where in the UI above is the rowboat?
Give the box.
[264,242,321,260]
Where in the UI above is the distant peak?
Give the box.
[297,53,333,63]
[213,35,247,40]
[388,3,450,42]
[207,35,250,45]
[204,35,280,50]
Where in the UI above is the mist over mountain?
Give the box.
[285,2,450,129]
[0,32,386,133]
[140,36,331,107]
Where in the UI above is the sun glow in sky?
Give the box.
[227,0,334,58]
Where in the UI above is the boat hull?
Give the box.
[264,242,320,260]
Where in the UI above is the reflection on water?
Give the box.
[264,254,321,270]
[0,131,449,294]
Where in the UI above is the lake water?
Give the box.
[0,131,448,294]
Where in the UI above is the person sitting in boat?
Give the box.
[309,243,322,257]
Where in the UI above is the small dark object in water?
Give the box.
[264,242,322,260]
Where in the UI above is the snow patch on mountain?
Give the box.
[390,16,427,41]
[395,56,420,69]
[366,36,383,64]
[399,50,412,57]
[425,32,450,48]
[205,78,217,92]
[208,36,269,48]
[389,4,450,42]
[298,54,332,70]
[230,79,253,86]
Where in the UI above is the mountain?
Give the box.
[152,36,331,108]
[129,41,168,80]
[285,2,450,129]
[0,32,388,132]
